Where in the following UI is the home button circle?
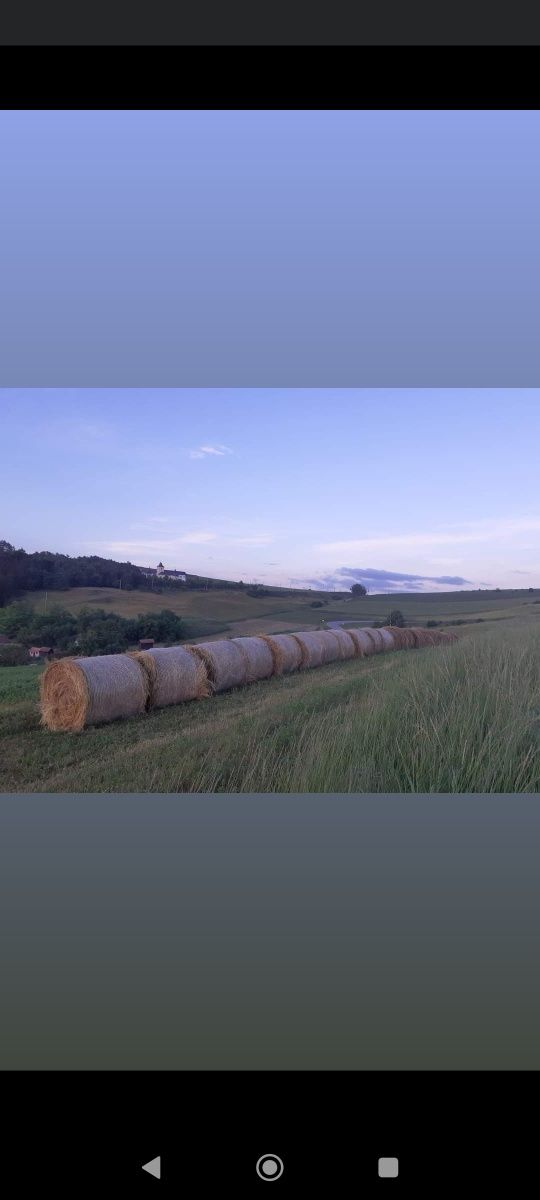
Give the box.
[256,1154,284,1181]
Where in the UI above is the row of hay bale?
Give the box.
[39,625,457,731]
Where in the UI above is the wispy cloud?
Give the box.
[316,517,540,557]
[293,566,474,594]
[93,532,218,557]
[228,536,273,546]
[129,517,171,531]
[188,444,233,460]
[178,531,218,544]
[89,528,273,562]
[339,567,472,588]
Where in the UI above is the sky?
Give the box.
[2,389,540,593]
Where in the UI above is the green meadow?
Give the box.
[1,598,539,793]
[22,583,540,639]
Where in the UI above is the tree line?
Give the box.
[0,601,185,663]
[0,541,320,606]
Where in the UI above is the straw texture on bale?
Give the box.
[417,628,442,647]
[41,620,461,733]
[364,628,385,653]
[383,626,415,650]
[315,629,345,664]
[189,639,249,693]
[40,653,147,732]
[345,627,378,657]
[290,631,327,669]
[231,636,274,683]
[322,628,356,661]
[410,627,439,648]
[418,628,458,646]
[378,628,396,652]
[259,633,304,675]
[130,646,210,709]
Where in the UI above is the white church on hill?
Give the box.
[142,561,187,583]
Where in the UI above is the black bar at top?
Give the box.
[0,47,540,108]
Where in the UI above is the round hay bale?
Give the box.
[189,639,248,693]
[317,630,346,663]
[130,645,210,709]
[410,628,434,648]
[363,628,385,653]
[40,653,147,732]
[415,628,436,648]
[378,628,396,652]
[379,626,399,649]
[419,629,439,646]
[385,626,415,649]
[346,628,377,657]
[259,633,303,675]
[382,625,403,649]
[231,636,274,683]
[290,631,327,669]
[322,628,356,660]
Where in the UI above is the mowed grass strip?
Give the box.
[1,621,539,792]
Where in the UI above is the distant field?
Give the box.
[2,614,539,793]
[21,585,540,642]
[23,585,327,639]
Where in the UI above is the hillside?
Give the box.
[20,585,540,642]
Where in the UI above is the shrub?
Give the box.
[246,586,271,598]
[386,610,405,627]
[0,642,28,666]
[0,600,35,639]
[135,609,184,643]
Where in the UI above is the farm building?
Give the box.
[139,638,155,651]
[142,562,187,583]
[29,646,54,660]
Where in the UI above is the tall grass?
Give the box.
[1,623,539,792]
[180,630,540,793]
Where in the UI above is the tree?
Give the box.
[0,600,35,638]
[135,609,184,643]
[246,586,271,598]
[14,604,78,651]
[386,609,405,627]
[0,643,28,667]
[350,583,367,597]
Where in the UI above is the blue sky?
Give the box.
[2,389,540,592]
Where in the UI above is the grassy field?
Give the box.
[22,584,540,641]
[1,613,539,792]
